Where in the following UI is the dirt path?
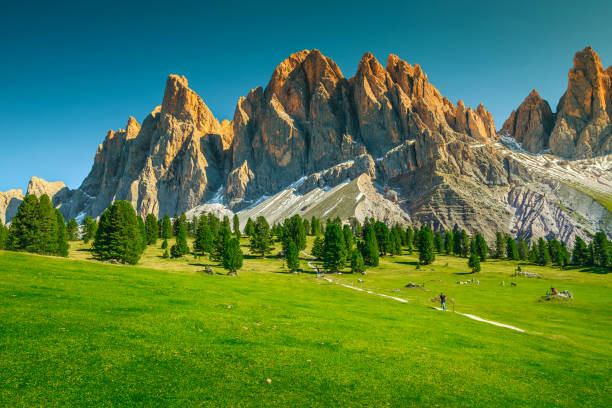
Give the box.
[433,307,525,332]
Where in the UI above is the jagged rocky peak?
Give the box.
[504,46,611,158]
[26,177,67,198]
[501,89,554,153]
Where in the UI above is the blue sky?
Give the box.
[1,0,610,191]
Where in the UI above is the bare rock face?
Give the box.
[26,177,67,199]
[504,47,611,158]
[0,189,24,224]
[501,90,554,153]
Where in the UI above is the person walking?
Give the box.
[440,292,446,311]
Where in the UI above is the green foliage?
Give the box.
[173,220,190,257]
[303,219,311,236]
[222,215,231,231]
[244,218,255,236]
[343,224,353,251]
[55,210,69,257]
[323,223,347,272]
[37,195,59,255]
[161,239,168,250]
[66,218,79,241]
[434,232,444,253]
[137,216,147,252]
[162,249,169,258]
[416,226,435,265]
[161,215,173,239]
[536,238,551,266]
[475,234,488,261]
[374,221,392,256]
[359,225,379,267]
[460,230,469,258]
[222,238,243,273]
[350,248,365,273]
[468,253,481,273]
[285,241,299,271]
[505,236,519,260]
[212,226,231,262]
[311,216,321,236]
[193,215,212,256]
[82,216,97,244]
[572,236,590,266]
[444,231,454,255]
[283,215,307,250]
[0,219,8,250]
[592,232,610,268]
[250,216,271,257]
[233,214,241,239]
[145,214,158,245]
[311,236,325,260]
[495,232,505,259]
[92,200,144,264]
[517,237,529,260]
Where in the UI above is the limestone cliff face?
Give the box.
[227,49,497,208]
[504,47,611,158]
[77,75,233,218]
[0,189,24,224]
[501,90,555,153]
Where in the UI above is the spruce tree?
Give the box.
[506,236,519,260]
[161,214,173,239]
[244,218,255,237]
[233,214,241,239]
[444,230,454,254]
[360,225,379,267]
[460,230,469,258]
[9,194,40,252]
[55,210,69,257]
[137,215,147,252]
[161,239,168,249]
[175,220,190,256]
[66,218,79,241]
[537,238,551,266]
[0,220,8,250]
[374,221,391,256]
[285,241,300,271]
[418,226,435,265]
[92,201,144,264]
[593,232,610,267]
[517,237,529,260]
[405,226,414,251]
[343,224,354,251]
[323,223,347,272]
[283,215,307,250]
[311,236,325,260]
[303,219,311,236]
[82,216,97,244]
[222,215,231,231]
[145,214,158,245]
[475,234,488,261]
[37,194,59,255]
[193,215,212,256]
[571,236,590,266]
[350,248,365,273]
[222,238,243,274]
[468,253,481,273]
[250,216,271,257]
[434,231,444,253]
[311,216,321,236]
[453,229,463,256]
[495,232,505,259]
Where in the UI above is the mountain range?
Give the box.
[1,46,611,244]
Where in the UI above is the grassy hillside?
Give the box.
[0,239,610,407]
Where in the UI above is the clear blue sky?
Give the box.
[1,0,610,191]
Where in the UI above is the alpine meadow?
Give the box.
[1,1,611,407]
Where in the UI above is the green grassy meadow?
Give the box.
[0,237,610,407]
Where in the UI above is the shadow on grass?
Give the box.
[394,261,420,267]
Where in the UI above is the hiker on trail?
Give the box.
[551,287,558,295]
[440,293,446,311]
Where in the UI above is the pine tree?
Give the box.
[161,214,173,239]
[495,232,505,259]
[571,236,590,266]
[323,223,347,272]
[374,221,391,255]
[517,237,529,260]
[283,215,307,250]
[9,194,40,252]
[352,218,362,237]
[145,214,158,245]
[222,215,231,231]
[285,241,299,271]
[162,249,169,258]
[343,224,354,251]
[82,216,97,244]
[233,214,241,238]
[417,226,435,265]
[66,218,79,241]
[0,219,8,250]
[244,218,255,237]
[303,219,311,236]
[250,216,271,257]
[174,220,190,257]
[593,232,610,267]
[537,238,551,266]
[311,236,325,260]
[453,229,463,256]
[311,216,321,236]
[547,239,562,265]
[434,231,444,253]
[460,230,469,258]
[468,253,481,273]
[475,234,488,261]
[55,210,69,257]
[222,238,243,274]
[194,215,212,256]
[360,225,379,267]
[161,239,168,249]
[506,236,519,260]
[405,226,414,251]
[92,201,144,264]
[558,242,571,268]
[37,194,59,255]
[137,215,147,252]
[350,248,365,273]
[444,230,454,254]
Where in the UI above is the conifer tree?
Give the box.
[352,218,362,237]
[517,237,529,260]
[537,237,551,266]
[453,229,463,256]
[593,232,610,267]
[475,234,488,261]
[174,220,190,257]
[194,215,212,256]
[37,194,59,255]
[223,238,243,274]
[571,236,590,266]
[222,215,231,231]
[92,201,144,264]
[444,230,454,254]
[82,216,98,244]
[311,236,325,260]
[145,214,158,245]
[303,219,310,236]
[460,230,470,258]
[66,218,79,241]
[0,220,8,250]
[547,239,562,265]
[434,231,444,253]
[250,216,271,257]
[311,216,321,236]
[161,214,173,239]
[506,236,519,260]
[55,210,69,257]
[211,225,230,261]
[360,225,379,267]
[343,224,354,251]
[405,226,414,251]
[137,215,147,252]
[283,215,307,250]
[285,241,299,271]
[233,214,241,239]
[9,194,40,252]
[323,223,347,272]
[161,239,168,249]
[417,225,435,265]
[350,248,365,273]
[495,232,505,258]
[244,218,255,236]
[374,221,392,256]
[468,253,481,273]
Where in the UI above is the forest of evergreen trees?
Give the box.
[1,195,611,273]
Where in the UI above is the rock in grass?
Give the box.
[266,378,272,384]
